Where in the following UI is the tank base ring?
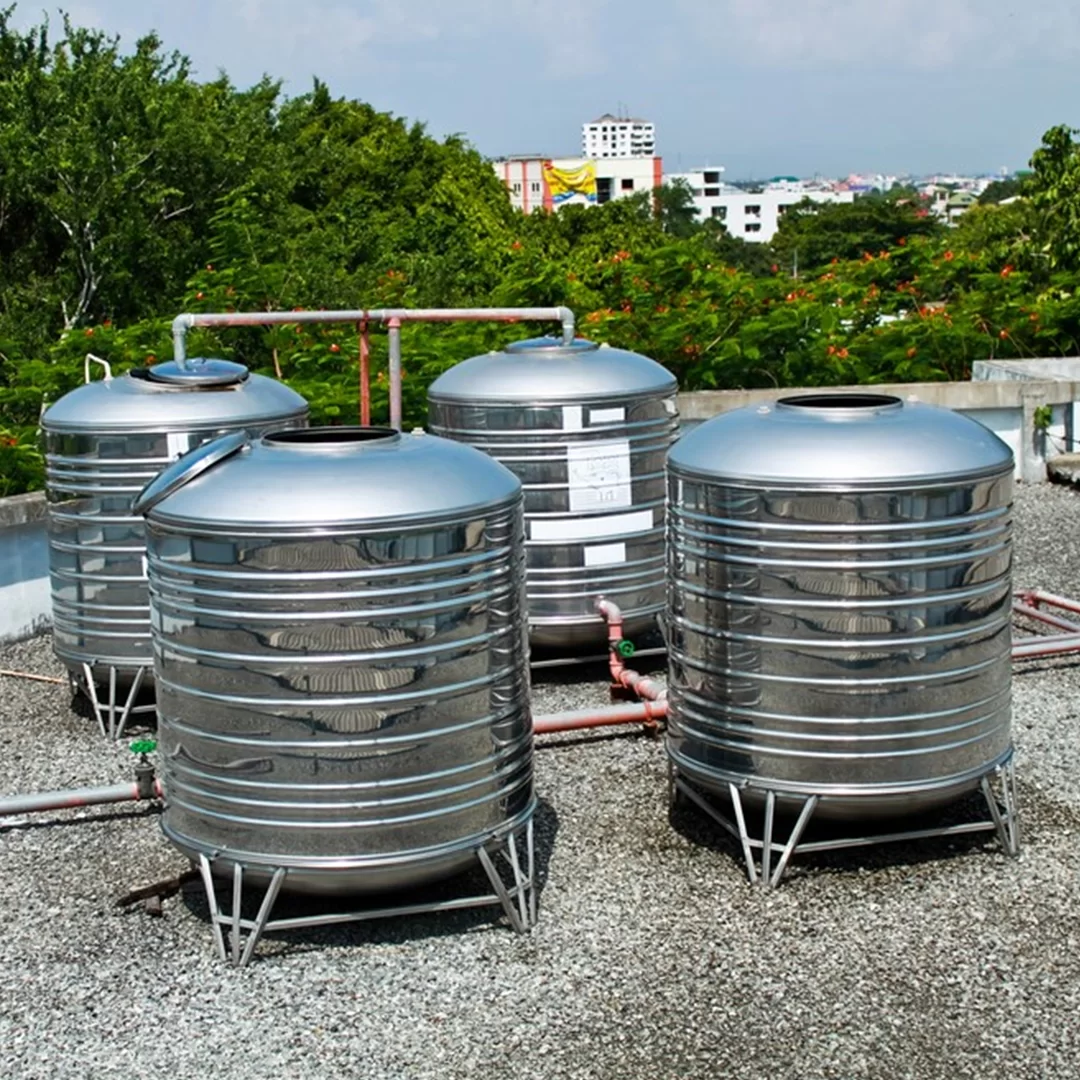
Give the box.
[195,815,537,967]
[668,754,1020,888]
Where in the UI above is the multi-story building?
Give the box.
[493,154,663,214]
[666,169,855,243]
[582,114,656,159]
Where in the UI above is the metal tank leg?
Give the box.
[75,663,153,741]
[194,819,537,967]
[670,768,819,888]
[670,762,1021,888]
[980,755,1021,857]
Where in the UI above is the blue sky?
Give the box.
[13,1,1080,179]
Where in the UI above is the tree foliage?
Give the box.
[0,9,1078,496]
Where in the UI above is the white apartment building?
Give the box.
[493,155,663,213]
[667,168,856,243]
[582,114,656,159]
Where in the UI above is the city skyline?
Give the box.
[11,0,1080,178]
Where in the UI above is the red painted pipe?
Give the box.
[533,699,668,734]
[1020,589,1080,617]
[1013,601,1080,633]
[532,598,668,735]
[1013,634,1080,659]
[358,319,371,427]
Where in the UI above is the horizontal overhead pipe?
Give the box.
[171,307,577,359]
[171,306,575,433]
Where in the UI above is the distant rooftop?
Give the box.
[588,113,651,125]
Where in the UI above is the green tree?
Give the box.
[770,191,943,273]
[978,177,1024,204]
[1028,125,1080,270]
[651,180,700,239]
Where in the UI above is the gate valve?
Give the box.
[614,639,636,659]
[130,739,158,799]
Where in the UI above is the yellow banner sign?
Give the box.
[543,160,597,206]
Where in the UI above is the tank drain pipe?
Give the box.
[532,599,668,736]
[533,699,667,735]
[0,741,161,820]
[171,306,577,429]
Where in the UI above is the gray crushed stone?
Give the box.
[1,481,1080,1079]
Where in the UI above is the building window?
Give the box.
[704,171,721,185]
[778,204,793,215]
[711,206,727,220]
[531,182,541,193]
[704,187,719,197]
[621,178,634,191]
[745,223,762,233]
[511,183,522,194]
[746,204,761,216]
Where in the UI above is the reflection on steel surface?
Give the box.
[43,362,307,683]
[666,393,1016,819]
[141,427,533,894]
[429,336,678,647]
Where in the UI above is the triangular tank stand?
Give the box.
[72,663,155,741]
[195,816,537,967]
[670,755,1021,889]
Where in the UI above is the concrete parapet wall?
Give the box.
[0,491,50,645]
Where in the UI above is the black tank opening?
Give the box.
[777,393,902,410]
[264,426,398,445]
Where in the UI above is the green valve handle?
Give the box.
[129,739,157,756]
[615,639,635,659]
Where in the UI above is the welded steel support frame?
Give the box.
[195,817,537,968]
[71,662,154,741]
[171,306,576,432]
[1012,589,1080,660]
[669,755,1020,889]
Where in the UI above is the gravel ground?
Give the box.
[3,481,1080,1080]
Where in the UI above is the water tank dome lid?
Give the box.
[670,393,1014,485]
[428,335,677,404]
[135,426,523,528]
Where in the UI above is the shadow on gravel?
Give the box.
[667,783,1032,886]
[0,802,161,833]
[174,796,561,961]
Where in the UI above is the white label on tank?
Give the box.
[531,509,652,541]
[589,406,625,424]
[562,404,584,431]
[166,433,189,460]
[566,439,632,513]
[140,554,148,580]
[663,397,677,415]
[584,541,627,567]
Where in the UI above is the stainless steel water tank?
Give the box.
[134,426,533,894]
[42,359,308,684]
[666,392,1014,819]
[428,336,678,648]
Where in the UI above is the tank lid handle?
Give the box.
[132,430,249,517]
